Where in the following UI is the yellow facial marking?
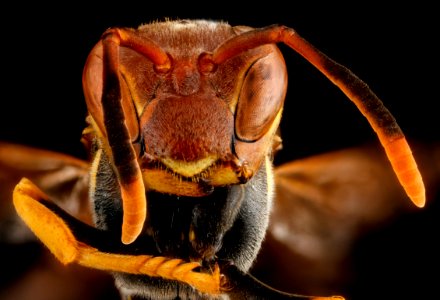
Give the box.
[209,167,240,186]
[143,169,207,197]
[161,155,217,177]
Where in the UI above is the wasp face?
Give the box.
[83,20,286,299]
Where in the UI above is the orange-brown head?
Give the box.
[82,20,287,243]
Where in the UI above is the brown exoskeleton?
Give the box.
[10,19,425,299]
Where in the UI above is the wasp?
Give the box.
[1,19,426,300]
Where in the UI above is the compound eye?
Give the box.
[235,49,287,142]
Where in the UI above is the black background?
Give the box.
[1,3,438,299]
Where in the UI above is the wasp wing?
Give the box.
[253,142,440,297]
[0,142,119,300]
[0,142,93,241]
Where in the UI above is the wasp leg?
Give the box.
[13,177,79,264]
[12,178,221,295]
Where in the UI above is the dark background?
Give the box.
[1,3,438,300]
